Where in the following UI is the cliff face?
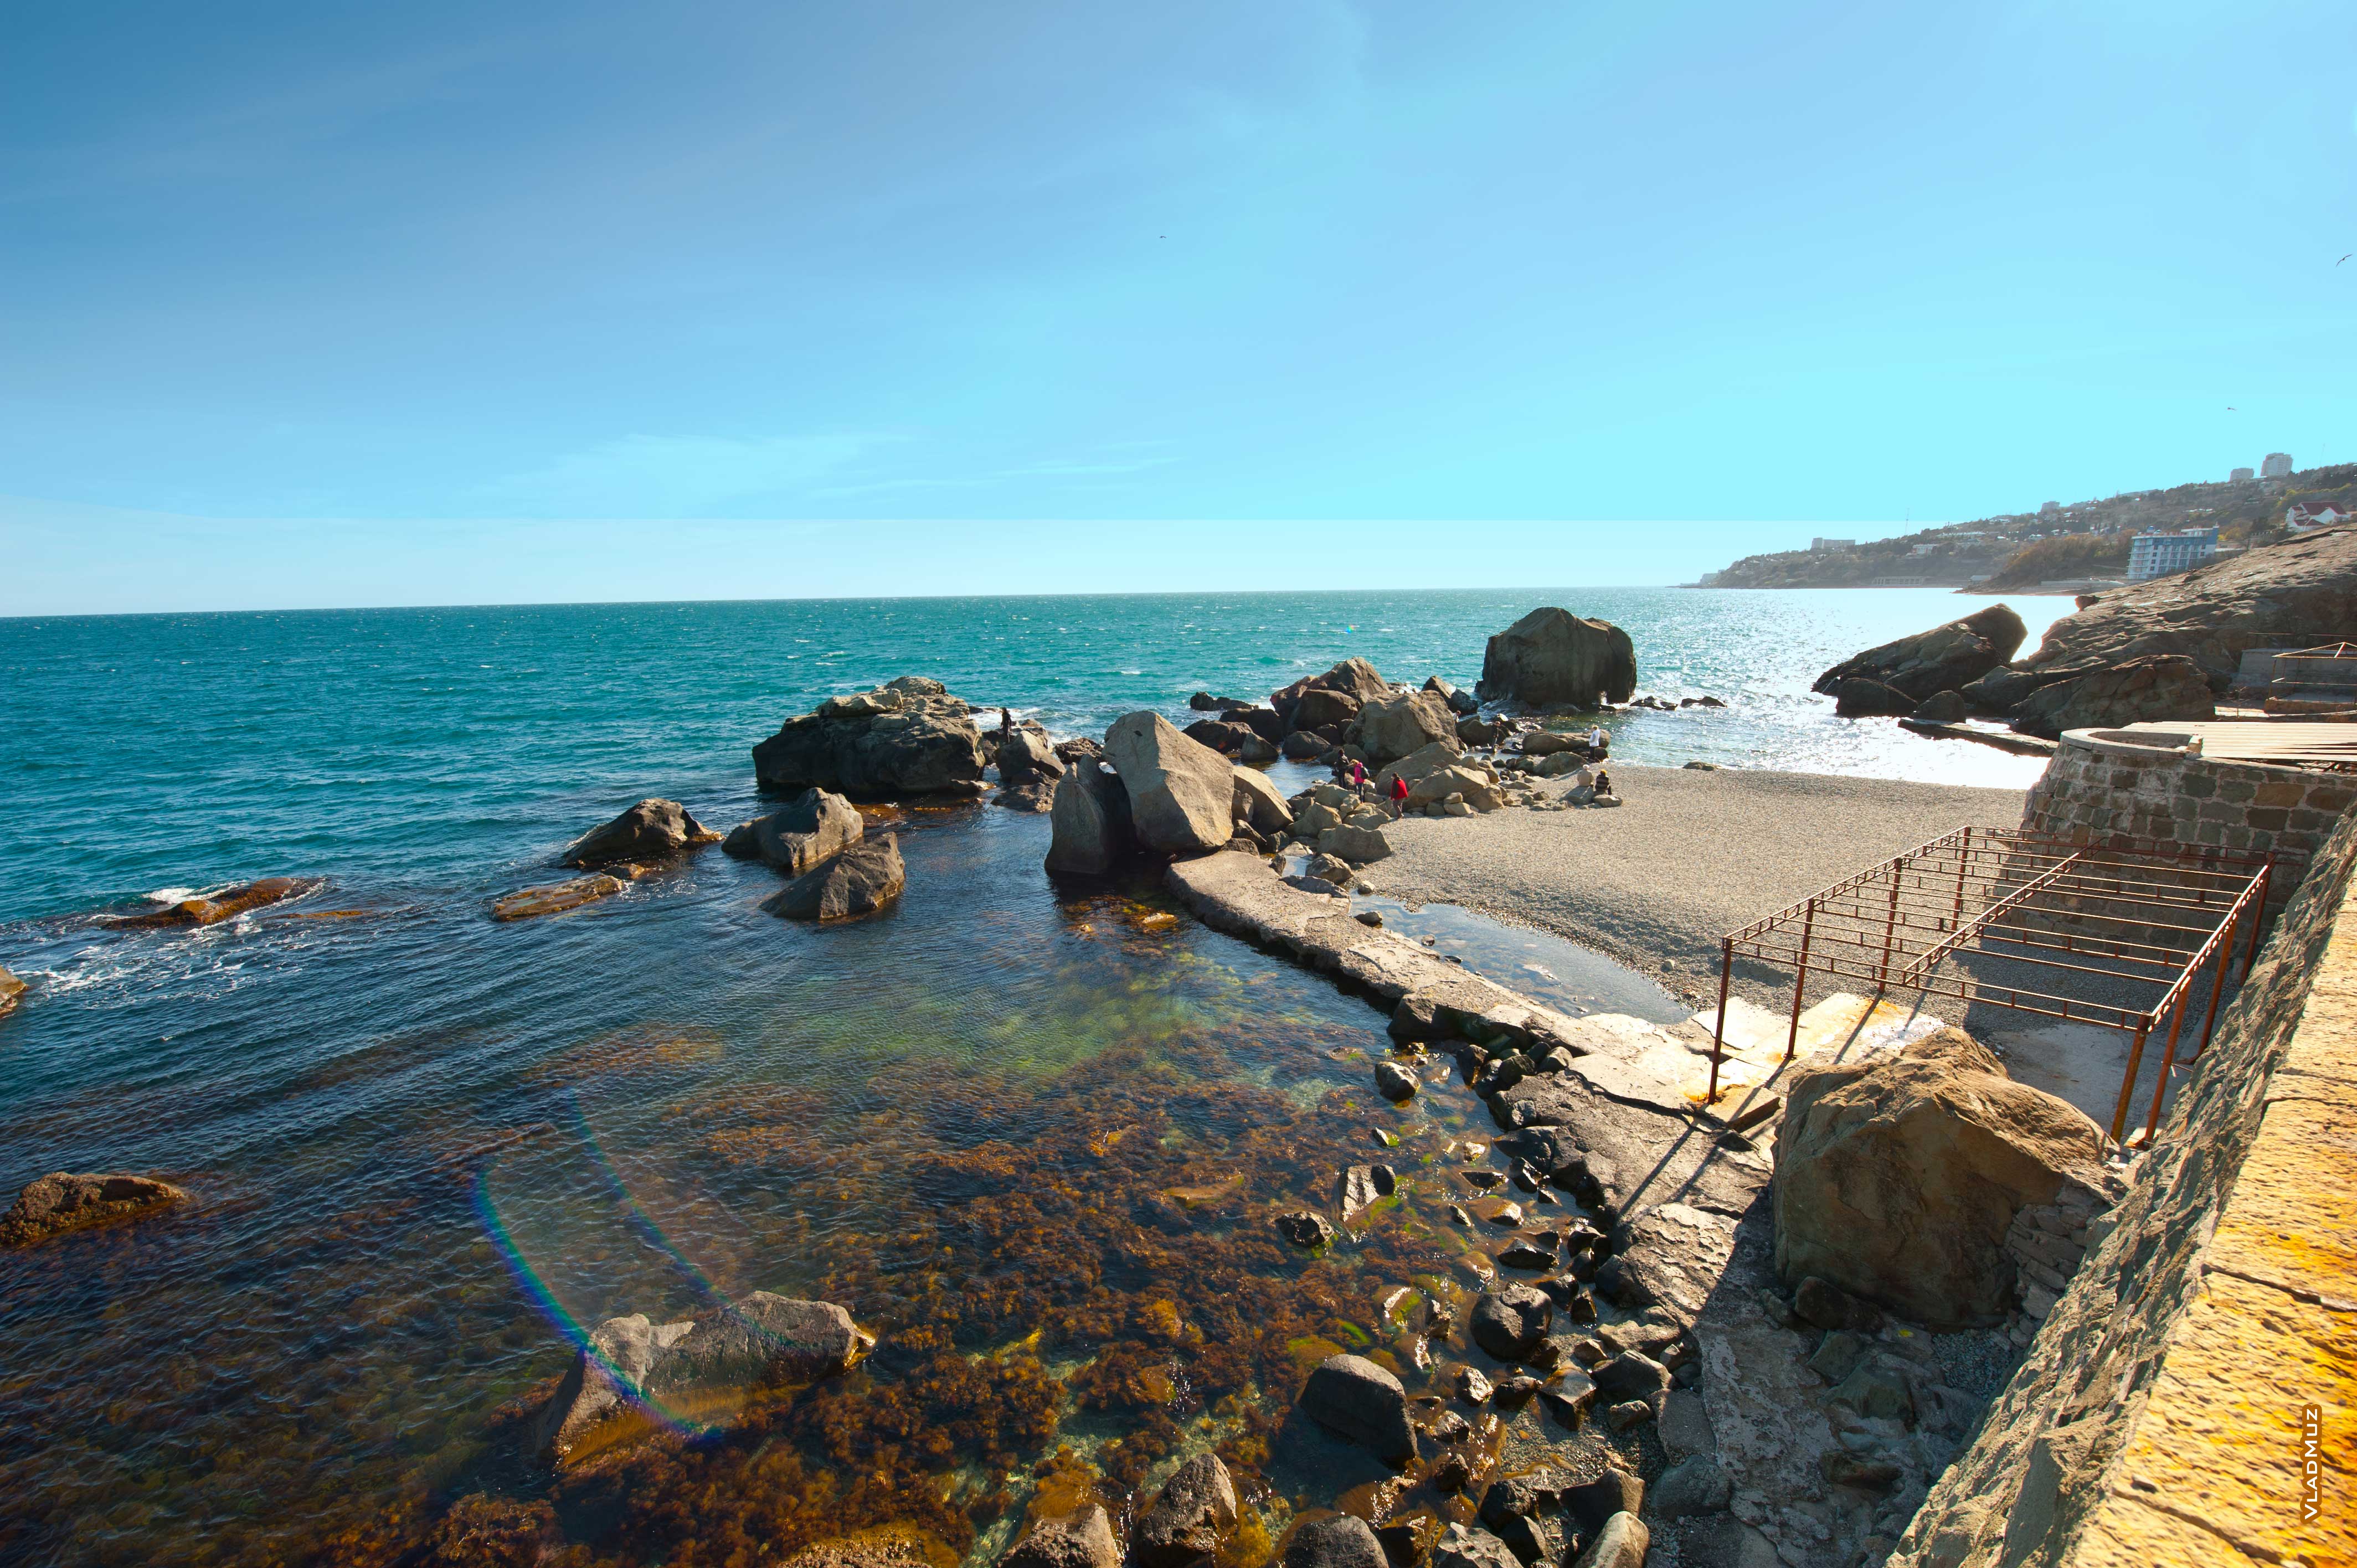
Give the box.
[2025,527,2357,689]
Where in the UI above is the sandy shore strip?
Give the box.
[1361,762,2030,1004]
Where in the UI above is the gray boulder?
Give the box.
[1812,605,2028,704]
[1045,764,1134,876]
[1104,712,1236,854]
[1003,1506,1121,1568]
[1135,1454,1238,1568]
[1375,1061,1418,1102]
[1272,658,1392,725]
[1351,689,1460,766]
[1477,609,1638,710]
[564,799,723,866]
[1317,823,1392,865]
[1299,1353,1418,1463]
[1568,1514,1648,1568]
[1425,675,1479,715]
[722,787,863,875]
[533,1291,868,1462]
[1295,688,1364,729]
[1831,678,1917,717]
[754,681,989,797]
[1232,769,1295,836]
[1283,1516,1389,1568]
[1910,689,1969,723]
[763,834,905,921]
[997,728,1064,785]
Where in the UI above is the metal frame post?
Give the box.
[1786,898,1815,1061]
[2188,905,2240,1065]
[2110,1020,2152,1144]
[2142,992,2194,1142]
[2243,860,2274,977]
[1708,937,1733,1101]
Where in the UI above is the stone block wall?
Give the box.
[2024,728,2356,872]
[1887,803,2357,1567]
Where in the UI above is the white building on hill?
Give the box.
[2127,527,2218,581]
[2263,453,2294,479]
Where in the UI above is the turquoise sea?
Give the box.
[0,588,2069,1568]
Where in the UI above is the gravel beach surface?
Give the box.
[1364,762,2028,1003]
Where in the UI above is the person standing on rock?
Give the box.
[1347,757,1367,791]
[1389,772,1409,817]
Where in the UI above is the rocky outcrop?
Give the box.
[535,1291,869,1463]
[1294,688,1363,729]
[1272,658,1391,727]
[2023,524,2357,690]
[1103,713,1234,855]
[1350,689,1459,766]
[102,876,321,928]
[1298,1353,1418,1463]
[491,875,626,920]
[1134,1454,1238,1568]
[1283,1516,1388,1568]
[763,835,904,921]
[1812,604,2027,704]
[1424,675,1478,715]
[753,679,989,798]
[1476,608,1638,710]
[996,728,1064,786]
[1,1171,188,1247]
[2006,653,2217,738]
[0,966,23,1019]
[1046,764,1134,875]
[1773,1027,2115,1326]
[722,788,862,874]
[564,799,723,867]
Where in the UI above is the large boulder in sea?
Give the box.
[0,966,26,1019]
[1103,712,1235,855]
[1830,677,1917,718]
[1476,609,1638,710]
[996,728,1064,785]
[1773,1027,2115,1327]
[1,1171,187,1247]
[752,678,989,798]
[531,1291,869,1464]
[1046,763,1135,875]
[1350,689,1460,767]
[1272,658,1392,726]
[2006,653,2217,739]
[1812,604,2028,704]
[722,788,863,875]
[564,799,724,868]
[763,835,905,921]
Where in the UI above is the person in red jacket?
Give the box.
[1390,772,1410,816]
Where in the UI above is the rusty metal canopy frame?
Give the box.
[1708,826,2291,1145]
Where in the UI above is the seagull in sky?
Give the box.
[2340,254,2352,266]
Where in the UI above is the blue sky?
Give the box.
[5,0,2355,611]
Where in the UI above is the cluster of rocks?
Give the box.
[1,1170,188,1247]
[1810,553,2357,737]
[531,1291,873,1464]
[726,787,905,921]
[496,797,728,920]
[1044,711,1296,875]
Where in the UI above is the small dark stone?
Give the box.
[1277,1211,1336,1249]
[1562,1471,1645,1535]
[1537,1371,1596,1431]
[1497,1237,1557,1270]
[1283,1514,1391,1568]
[1592,1352,1671,1401]
[1493,1375,1543,1407]
[1356,910,1384,928]
[1299,1354,1419,1464]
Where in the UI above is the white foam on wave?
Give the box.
[144,887,199,904]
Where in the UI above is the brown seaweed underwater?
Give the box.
[0,809,1656,1568]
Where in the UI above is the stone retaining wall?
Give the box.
[1887,802,2357,1567]
[2023,727,2356,872]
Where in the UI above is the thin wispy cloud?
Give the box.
[482,432,904,517]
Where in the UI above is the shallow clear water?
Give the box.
[0,588,2062,1566]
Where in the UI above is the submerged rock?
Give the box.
[753,678,989,797]
[1,1170,188,1247]
[1002,1507,1121,1568]
[564,798,723,867]
[1477,608,1638,710]
[722,787,863,875]
[1299,1353,1418,1463]
[996,781,1056,812]
[491,874,626,920]
[1135,1453,1238,1568]
[102,876,321,929]
[764,835,905,922]
[1283,1515,1389,1568]
[1277,1210,1337,1249]
[1045,762,1135,876]
[1103,712,1235,855]
[533,1291,870,1464]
